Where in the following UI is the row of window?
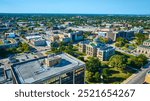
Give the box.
[43,67,85,84]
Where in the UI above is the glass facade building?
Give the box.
[41,67,85,84]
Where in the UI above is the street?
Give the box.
[127,63,150,84]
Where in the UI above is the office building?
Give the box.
[131,26,144,34]
[30,38,46,46]
[0,65,13,84]
[97,45,115,61]
[58,34,71,43]
[5,33,16,38]
[78,36,115,61]
[0,39,18,49]
[114,31,134,41]
[68,31,83,42]
[11,53,86,84]
[78,40,90,53]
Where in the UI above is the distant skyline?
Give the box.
[0,0,150,15]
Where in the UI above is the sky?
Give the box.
[0,0,150,14]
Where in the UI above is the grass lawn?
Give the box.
[86,66,137,84]
[106,67,132,84]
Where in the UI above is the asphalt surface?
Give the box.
[127,64,150,84]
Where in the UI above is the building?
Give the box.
[11,53,86,84]
[131,26,144,34]
[68,31,83,42]
[5,33,16,38]
[58,34,71,43]
[114,30,134,41]
[0,39,18,49]
[26,35,42,41]
[78,37,115,61]
[17,22,29,27]
[98,32,108,38]
[0,65,13,84]
[50,35,59,42]
[86,43,98,57]
[144,71,150,84]
[137,45,150,57]
[26,35,46,46]
[30,38,46,46]
[78,40,90,53]
[64,22,73,26]
[50,34,71,43]
[109,27,143,41]
[0,27,9,33]
[143,39,150,46]
[97,45,115,61]
[0,66,5,83]
[137,39,150,57]
[45,55,61,67]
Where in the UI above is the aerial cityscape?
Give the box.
[0,0,150,84]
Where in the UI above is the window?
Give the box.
[61,71,73,84]
[44,76,60,84]
[75,67,85,84]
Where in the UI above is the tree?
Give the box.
[125,44,129,48]
[86,57,101,73]
[109,55,127,69]
[100,37,109,43]
[135,33,147,45]
[115,37,128,47]
[84,31,91,39]
[18,43,30,53]
[64,44,74,56]
[86,71,94,82]
[102,68,109,80]
[138,54,148,65]
[94,72,101,82]
[78,56,84,61]
[128,54,148,69]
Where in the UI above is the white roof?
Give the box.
[26,35,42,40]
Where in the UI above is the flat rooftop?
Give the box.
[98,45,114,51]
[0,39,16,45]
[11,53,85,84]
[26,35,42,40]
[80,40,91,44]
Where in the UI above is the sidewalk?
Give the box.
[121,73,137,84]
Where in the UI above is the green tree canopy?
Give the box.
[115,37,128,47]
[128,54,148,69]
[86,71,94,82]
[102,68,109,79]
[86,57,101,73]
[135,33,147,45]
[94,72,101,82]
[109,55,127,69]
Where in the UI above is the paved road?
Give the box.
[127,63,150,84]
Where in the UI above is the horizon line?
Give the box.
[0,12,150,16]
